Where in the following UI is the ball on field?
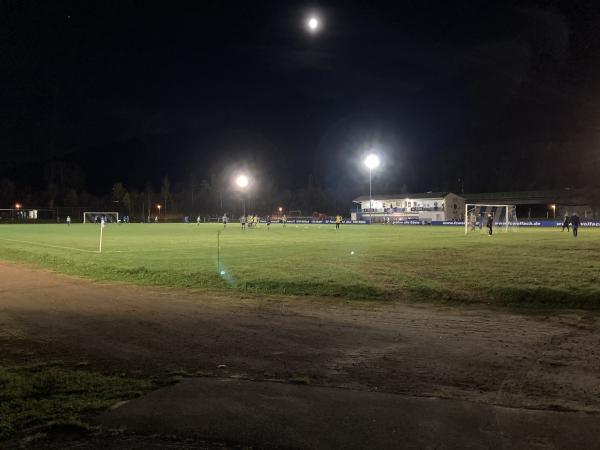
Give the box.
[350,251,355,255]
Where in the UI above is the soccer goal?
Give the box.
[464,204,518,235]
[83,211,119,224]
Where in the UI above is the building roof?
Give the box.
[352,192,456,202]
[464,189,588,206]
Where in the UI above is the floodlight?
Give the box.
[15,203,22,209]
[278,207,283,213]
[307,17,319,31]
[236,175,249,188]
[235,174,250,217]
[364,154,380,169]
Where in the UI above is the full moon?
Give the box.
[307,17,319,31]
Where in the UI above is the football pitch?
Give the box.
[0,223,599,307]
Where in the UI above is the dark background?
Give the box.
[1,0,600,215]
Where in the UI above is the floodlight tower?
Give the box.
[236,174,249,217]
[306,16,320,33]
[364,153,380,220]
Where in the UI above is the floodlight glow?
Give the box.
[364,154,380,169]
[157,204,162,210]
[307,17,319,31]
[15,203,21,209]
[236,175,249,188]
[278,207,283,213]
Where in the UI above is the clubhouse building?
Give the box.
[352,192,465,223]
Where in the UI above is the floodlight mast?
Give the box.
[364,154,380,220]
[235,174,249,217]
[307,16,319,32]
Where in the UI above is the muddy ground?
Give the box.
[2,261,599,417]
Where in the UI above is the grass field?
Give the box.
[0,223,599,307]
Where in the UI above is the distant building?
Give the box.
[352,192,465,222]
[464,189,597,220]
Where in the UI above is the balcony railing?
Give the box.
[360,206,444,213]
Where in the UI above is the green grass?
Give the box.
[0,361,152,440]
[1,223,599,307]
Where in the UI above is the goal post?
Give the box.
[464,204,518,235]
[83,211,119,224]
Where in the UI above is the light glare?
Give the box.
[236,175,249,188]
[364,154,380,169]
[307,17,319,31]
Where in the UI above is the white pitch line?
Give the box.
[0,237,98,253]
[104,246,212,254]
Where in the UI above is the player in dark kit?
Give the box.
[570,213,580,237]
[266,215,271,230]
[562,215,570,232]
[486,214,493,236]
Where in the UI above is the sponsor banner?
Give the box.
[265,219,600,227]
[284,219,368,224]
[393,220,428,225]
[429,220,600,227]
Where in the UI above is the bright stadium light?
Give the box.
[364,153,380,220]
[15,203,22,209]
[235,174,250,217]
[306,16,319,32]
[364,154,380,170]
[236,174,249,188]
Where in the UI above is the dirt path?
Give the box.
[1,261,599,413]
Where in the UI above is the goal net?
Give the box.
[83,212,119,224]
[464,204,518,235]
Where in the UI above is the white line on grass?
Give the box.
[104,247,212,254]
[0,237,98,253]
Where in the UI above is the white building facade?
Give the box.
[352,192,465,222]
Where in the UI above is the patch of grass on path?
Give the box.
[0,361,152,441]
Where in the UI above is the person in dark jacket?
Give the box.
[562,215,570,232]
[486,214,494,236]
[570,213,580,237]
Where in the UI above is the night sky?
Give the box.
[2,0,600,195]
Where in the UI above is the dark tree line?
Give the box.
[0,162,357,219]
